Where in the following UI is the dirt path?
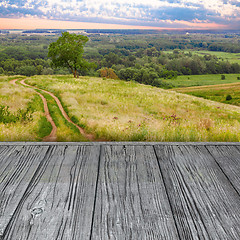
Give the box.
[19,79,96,141]
[10,79,57,142]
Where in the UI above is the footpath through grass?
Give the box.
[38,90,88,141]
[26,75,240,142]
[0,76,50,141]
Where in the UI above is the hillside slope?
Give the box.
[26,75,240,142]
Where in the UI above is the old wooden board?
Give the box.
[154,145,240,240]
[0,145,49,238]
[1,145,100,240]
[92,145,179,239]
[0,143,240,240]
[206,145,240,195]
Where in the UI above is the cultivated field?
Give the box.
[166,74,240,88]
[174,82,240,107]
[164,50,240,64]
[22,75,240,142]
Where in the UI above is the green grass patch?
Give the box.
[26,75,240,142]
[164,50,240,64]
[166,74,240,88]
[175,83,240,107]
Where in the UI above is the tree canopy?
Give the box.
[48,32,90,78]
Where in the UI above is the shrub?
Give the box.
[99,67,119,79]
[221,75,225,80]
[16,65,36,76]
[0,105,33,124]
[237,76,240,80]
[226,94,232,101]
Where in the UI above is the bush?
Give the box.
[0,105,33,123]
[16,65,36,76]
[237,76,240,80]
[226,94,232,101]
[99,67,119,79]
[221,75,226,80]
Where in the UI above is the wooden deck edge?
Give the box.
[0,142,239,146]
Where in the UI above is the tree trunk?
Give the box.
[74,69,77,78]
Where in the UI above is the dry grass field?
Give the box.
[0,76,48,141]
[24,75,240,142]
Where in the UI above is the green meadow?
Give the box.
[166,74,240,88]
[25,75,240,142]
[174,82,240,107]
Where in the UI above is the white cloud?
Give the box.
[1,0,240,28]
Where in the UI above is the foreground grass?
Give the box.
[27,75,240,142]
[166,74,240,88]
[0,76,49,141]
[174,82,240,107]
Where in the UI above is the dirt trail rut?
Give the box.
[19,79,95,141]
[10,79,57,141]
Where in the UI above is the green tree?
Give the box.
[48,32,90,78]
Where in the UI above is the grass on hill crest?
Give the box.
[26,75,240,142]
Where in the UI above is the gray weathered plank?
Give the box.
[154,145,240,240]
[0,145,49,238]
[206,145,240,195]
[2,145,100,240]
[92,145,179,240]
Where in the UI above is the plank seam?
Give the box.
[153,146,181,240]
[89,145,102,240]
[205,146,240,198]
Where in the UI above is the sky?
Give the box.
[0,0,240,30]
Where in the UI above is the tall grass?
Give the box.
[27,75,240,141]
[0,76,48,141]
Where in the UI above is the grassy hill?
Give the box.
[22,75,240,142]
[0,76,50,141]
[1,75,240,141]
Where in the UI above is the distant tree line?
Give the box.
[0,33,240,89]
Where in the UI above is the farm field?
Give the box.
[174,82,240,107]
[190,50,240,64]
[164,50,240,64]
[166,74,240,88]
[20,75,240,142]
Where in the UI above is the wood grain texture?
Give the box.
[206,145,240,195]
[0,145,49,238]
[2,145,100,240]
[154,145,240,240]
[92,145,179,240]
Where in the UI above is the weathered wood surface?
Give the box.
[206,145,240,195]
[92,145,179,239]
[1,146,100,240]
[0,143,239,240]
[154,145,240,239]
[0,145,49,237]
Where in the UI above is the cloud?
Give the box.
[1,0,240,29]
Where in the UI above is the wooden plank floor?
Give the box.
[0,143,239,240]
